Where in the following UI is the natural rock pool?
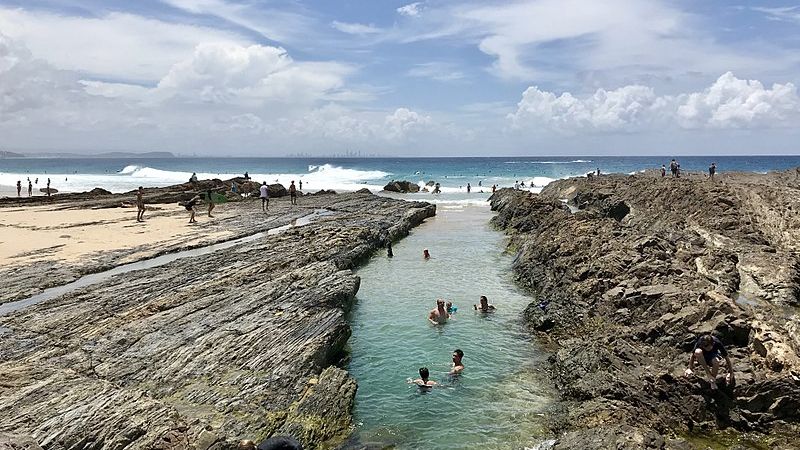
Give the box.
[346,204,554,449]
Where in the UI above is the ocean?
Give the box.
[2,156,799,204]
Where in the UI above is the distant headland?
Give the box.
[0,151,175,159]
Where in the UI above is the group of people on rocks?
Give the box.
[402,246,497,389]
[660,160,718,180]
[135,172,302,224]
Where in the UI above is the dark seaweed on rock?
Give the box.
[490,169,800,449]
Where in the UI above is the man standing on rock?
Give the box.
[709,162,717,181]
[670,159,678,178]
[259,182,269,211]
[289,180,298,205]
[685,334,734,389]
[136,186,146,222]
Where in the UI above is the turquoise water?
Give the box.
[346,204,554,449]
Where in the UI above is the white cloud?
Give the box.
[331,21,381,35]
[751,6,800,23]
[0,7,249,82]
[385,107,432,139]
[676,72,800,129]
[397,2,423,17]
[407,62,464,81]
[509,72,800,132]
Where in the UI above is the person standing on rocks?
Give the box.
[387,241,393,258]
[46,178,51,196]
[709,162,717,181]
[661,165,667,178]
[428,299,449,325]
[685,334,734,389]
[136,186,146,222]
[206,189,216,217]
[449,349,465,375]
[299,180,303,191]
[473,295,496,312]
[185,195,200,223]
[289,181,298,205]
[670,159,678,178]
[259,182,269,211]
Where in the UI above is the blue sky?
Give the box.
[1,0,799,155]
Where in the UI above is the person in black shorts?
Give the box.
[685,334,734,389]
[185,195,200,223]
[289,180,297,205]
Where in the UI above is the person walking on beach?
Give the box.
[661,165,667,178]
[685,334,734,390]
[428,299,449,325]
[46,178,51,196]
[474,295,496,312]
[450,349,465,375]
[709,162,717,181]
[259,182,270,211]
[289,181,298,205]
[408,367,437,388]
[16,180,21,197]
[27,179,32,197]
[136,186,146,222]
[185,195,200,223]
[206,189,216,217]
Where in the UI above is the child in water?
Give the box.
[446,301,458,314]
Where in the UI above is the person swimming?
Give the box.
[446,301,458,314]
[408,367,437,388]
[473,295,496,312]
[449,349,465,375]
[423,248,431,259]
[428,299,449,325]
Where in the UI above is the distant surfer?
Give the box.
[136,186,145,222]
[408,367,437,388]
[474,295,496,313]
[185,195,200,223]
[428,299,449,325]
[449,349,465,375]
[423,248,430,259]
[289,181,297,205]
[260,182,269,211]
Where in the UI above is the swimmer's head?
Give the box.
[446,301,453,308]
[419,367,429,380]
[453,349,464,362]
[436,299,445,308]
[423,248,430,258]
[479,295,488,306]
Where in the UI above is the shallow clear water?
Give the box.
[347,204,554,450]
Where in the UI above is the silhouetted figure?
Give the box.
[387,241,393,258]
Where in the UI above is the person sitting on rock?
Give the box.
[408,367,437,388]
[473,295,496,313]
[684,334,734,389]
[428,299,449,325]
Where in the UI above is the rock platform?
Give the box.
[0,190,435,449]
[491,170,800,449]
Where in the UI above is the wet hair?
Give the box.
[446,301,452,307]
[257,436,303,450]
[453,349,463,358]
[138,186,143,190]
[419,367,429,379]
[480,295,488,303]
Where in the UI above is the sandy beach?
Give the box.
[0,202,232,267]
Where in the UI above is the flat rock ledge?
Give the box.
[491,170,800,449]
[0,192,435,450]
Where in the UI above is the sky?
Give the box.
[1,0,800,156]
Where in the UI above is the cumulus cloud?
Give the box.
[385,107,432,139]
[397,2,423,17]
[509,72,800,132]
[331,21,381,35]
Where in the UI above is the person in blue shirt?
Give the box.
[685,334,734,389]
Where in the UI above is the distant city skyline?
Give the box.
[1,1,799,156]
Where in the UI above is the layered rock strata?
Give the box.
[0,191,435,449]
[491,170,800,449]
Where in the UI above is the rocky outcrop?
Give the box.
[382,180,420,193]
[491,171,800,448]
[0,191,436,449]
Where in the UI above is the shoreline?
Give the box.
[0,182,436,449]
[490,169,800,448]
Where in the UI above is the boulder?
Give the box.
[383,180,420,193]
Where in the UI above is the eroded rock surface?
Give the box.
[491,171,800,449]
[0,192,435,449]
